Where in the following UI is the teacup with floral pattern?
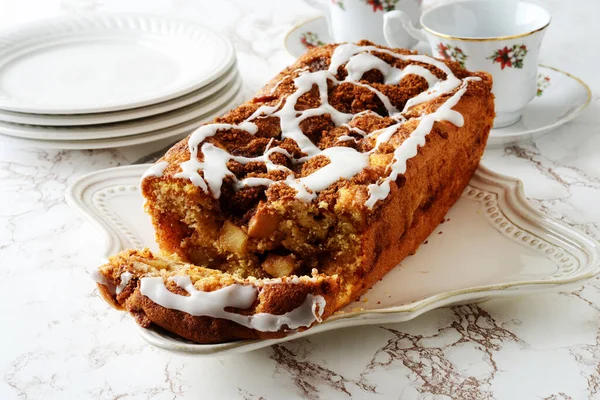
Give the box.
[384,1,551,128]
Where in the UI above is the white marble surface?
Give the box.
[0,0,599,399]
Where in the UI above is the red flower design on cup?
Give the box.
[437,43,468,68]
[366,0,384,11]
[494,47,513,69]
[488,45,528,70]
[437,43,449,58]
[300,32,325,49]
[536,74,551,96]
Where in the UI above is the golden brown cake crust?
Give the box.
[97,248,340,343]
[95,41,495,344]
[144,43,490,218]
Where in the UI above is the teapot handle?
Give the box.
[384,10,427,47]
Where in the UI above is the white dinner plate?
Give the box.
[66,165,600,356]
[0,65,239,126]
[0,75,242,141]
[1,90,243,149]
[0,14,235,114]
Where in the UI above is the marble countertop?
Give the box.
[1,0,599,398]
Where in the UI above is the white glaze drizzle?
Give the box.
[286,147,369,201]
[344,52,438,87]
[92,270,133,295]
[91,269,115,295]
[269,77,287,95]
[140,276,326,332]
[337,135,358,142]
[350,80,399,114]
[116,271,133,295]
[365,77,478,209]
[142,161,169,179]
[152,43,477,208]
[269,67,309,94]
[92,270,326,332]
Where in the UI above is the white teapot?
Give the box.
[303,0,421,48]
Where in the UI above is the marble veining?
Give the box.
[1,0,599,399]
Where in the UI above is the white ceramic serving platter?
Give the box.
[0,66,239,126]
[66,164,600,356]
[0,14,235,114]
[2,90,243,149]
[284,17,591,147]
[0,75,242,141]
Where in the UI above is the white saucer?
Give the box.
[66,164,600,356]
[0,92,243,150]
[284,16,331,58]
[488,66,591,147]
[0,66,239,126]
[285,17,592,147]
[0,75,242,141]
[0,14,235,114]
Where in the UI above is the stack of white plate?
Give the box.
[0,14,241,149]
